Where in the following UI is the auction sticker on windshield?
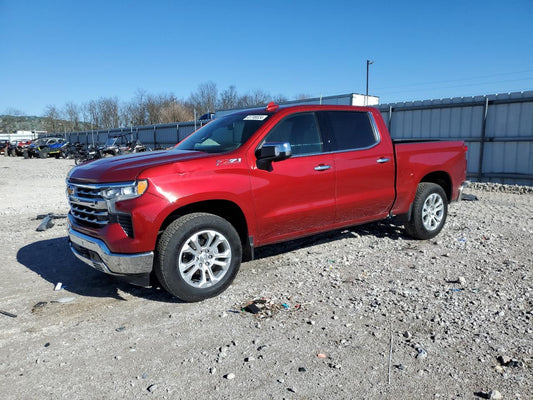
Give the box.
[243,115,268,121]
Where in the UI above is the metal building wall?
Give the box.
[378,91,533,185]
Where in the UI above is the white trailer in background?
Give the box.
[0,130,45,143]
[214,93,380,118]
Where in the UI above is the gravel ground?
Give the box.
[0,156,531,400]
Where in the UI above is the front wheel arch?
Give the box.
[158,199,253,261]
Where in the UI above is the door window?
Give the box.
[263,113,323,156]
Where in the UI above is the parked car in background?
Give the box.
[0,140,10,156]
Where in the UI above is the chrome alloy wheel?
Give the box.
[422,193,444,231]
[178,230,232,289]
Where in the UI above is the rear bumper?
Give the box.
[456,182,466,202]
[68,226,154,276]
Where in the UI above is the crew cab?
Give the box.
[67,103,467,301]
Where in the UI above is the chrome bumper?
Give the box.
[68,227,154,276]
[457,182,466,201]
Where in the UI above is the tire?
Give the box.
[39,149,49,158]
[404,182,448,240]
[155,213,242,302]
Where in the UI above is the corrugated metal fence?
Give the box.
[62,121,202,150]
[378,91,533,185]
[53,91,533,186]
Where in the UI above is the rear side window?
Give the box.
[321,111,378,151]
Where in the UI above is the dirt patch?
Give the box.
[0,156,531,399]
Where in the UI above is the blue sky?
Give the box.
[1,0,532,116]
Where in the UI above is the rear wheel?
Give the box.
[404,183,448,239]
[155,213,242,302]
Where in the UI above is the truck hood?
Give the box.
[68,150,209,183]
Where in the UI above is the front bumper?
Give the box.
[68,226,154,276]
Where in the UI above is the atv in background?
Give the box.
[100,133,148,157]
[15,140,32,156]
[74,144,102,165]
[25,137,68,158]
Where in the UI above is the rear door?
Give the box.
[250,112,336,244]
[318,111,395,224]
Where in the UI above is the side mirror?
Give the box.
[255,142,292,171]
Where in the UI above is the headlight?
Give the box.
[101,180,148,202]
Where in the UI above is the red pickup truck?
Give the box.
[67,103,467,301]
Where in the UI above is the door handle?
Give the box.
[377,158,391,164]
[314,164,331,171]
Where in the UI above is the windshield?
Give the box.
[105,137,118,146]
[176,112,271,154]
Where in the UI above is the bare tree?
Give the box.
[97,97,120,129]
[188,81,218,116]
[125,88,149,126]
[80,102,92,130]
[64,101,80,131]
[35,83,292,133]
[272,94,289,104]
[159,101,194,123]
[43,104,61,133]
[86,100,100,129]
[237,89,271,108]
[218,85,239,110]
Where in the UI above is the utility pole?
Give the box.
[366,59,374,105]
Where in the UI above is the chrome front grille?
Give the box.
[67,183,109,228]
[70,204,108,225]
[67,181,135,237]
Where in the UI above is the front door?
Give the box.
[250,112,336,245]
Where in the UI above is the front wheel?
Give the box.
[155,213,242,302]
[404,183,448,240]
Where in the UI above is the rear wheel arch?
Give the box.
[420,171,452,202]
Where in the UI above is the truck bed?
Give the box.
[392,140,467,216]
